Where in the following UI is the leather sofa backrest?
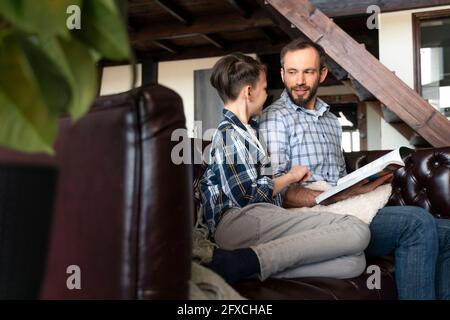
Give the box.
[0,85,192,299]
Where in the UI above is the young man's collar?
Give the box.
[223,109,259,131]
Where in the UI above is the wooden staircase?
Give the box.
[340,80,431,147]
[257,0,450,147]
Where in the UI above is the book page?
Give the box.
[337,147,404,186]
[315,179,355,204]
[316,146,414,204]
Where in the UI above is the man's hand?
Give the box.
[283,184,321,208]
[322,173,394,205]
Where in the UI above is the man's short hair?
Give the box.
[280,39,326,69]
[210,53,266,104]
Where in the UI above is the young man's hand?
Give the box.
[287,165,312,184]
[322,173,394,205]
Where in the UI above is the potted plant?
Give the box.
[0,0,131,298]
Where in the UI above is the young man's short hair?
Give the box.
[280,39,326,69]
[210,53,266,104]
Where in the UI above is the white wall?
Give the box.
[378,5,450,149]
[157,57,224,137]
[100,64,142,96]
[366,103,382,150]
[99,56,260,136]
[158,55,257,137]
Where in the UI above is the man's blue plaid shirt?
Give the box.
[259,90,347,187]
[200,109,283,236]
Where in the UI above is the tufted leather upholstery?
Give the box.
[388,148,450,219]
[0,85,193,299]
[192,141,450,299]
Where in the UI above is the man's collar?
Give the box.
[281,89,330,116]
[223,109,259,131]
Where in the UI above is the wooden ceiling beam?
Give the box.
[310,0,450,18]
[154,0,192,25]
[130,8,274,44]
[201,34,227,50]
[136,39,289,62]
[152,40,180,54]
[127,18,141,33]
[259,27,279,45]
[227,0,253,18]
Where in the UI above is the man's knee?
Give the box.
[389,206,438,249]
[381,206,436,231]
[402,206,437,235]
[437,219,450,251]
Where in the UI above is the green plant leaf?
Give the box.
[19,36,72,115]
[39,36,97,121]
[0,35,69,153]
[0,16,11,41]
[0,90,55,154]
[0,0,79,37]
[74,0,130,60]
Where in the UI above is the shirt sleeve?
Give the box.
[339,150,347,178]
[212,130,275,207]
[259,109,291,177]
[337,126,347,178]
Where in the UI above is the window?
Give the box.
[330,103,361,152]
[413,9,450,118]
[99,64,142,96]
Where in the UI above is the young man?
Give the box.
[200,53,371,284]
[259,38,450,300]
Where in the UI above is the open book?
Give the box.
[315,146,414,204]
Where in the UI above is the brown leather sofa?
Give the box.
[0,84,448,299]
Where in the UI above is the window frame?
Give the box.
[412,8,450,95]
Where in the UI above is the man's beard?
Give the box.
[285,79,319,108]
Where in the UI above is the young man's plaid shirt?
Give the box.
[200,109,283,236]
